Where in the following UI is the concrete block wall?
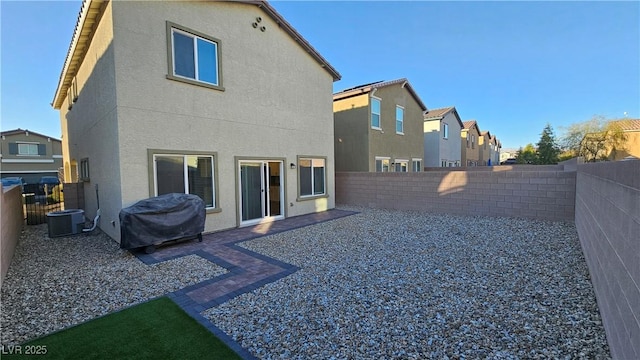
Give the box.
[336,168,576,221]
[575,160,640,360]
[1,185,24,289]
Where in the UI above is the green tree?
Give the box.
[515,143,537,164]
[559,116,628,162]
[536,123,560,164]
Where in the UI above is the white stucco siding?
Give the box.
[60,2,123,240]
[110,1,335,234]
[440,112,462,165]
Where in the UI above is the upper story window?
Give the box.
[371,97,381,129]
[472,135,476,149]
[19,143,39,155]
[167,22,223,90]
[412,159,422,172]
[8,142,45,156]
[466,133,470,148]
[443,123,449,139]
[396,106,404,134]
[394,159,408,172]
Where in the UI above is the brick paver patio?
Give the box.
[133,209,357,359]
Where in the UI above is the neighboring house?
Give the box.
[52,0,341,242]
[611,119,640,160]
[423,106,462,167]
[489,135,501,166]
[0,129,62,184]
[461,120,481,166]
[333,78,427,172]
[478,131,492,166]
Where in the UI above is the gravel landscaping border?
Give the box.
[204,206,610,359]
[1,225,227,346]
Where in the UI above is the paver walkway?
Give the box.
[133,209,357,359]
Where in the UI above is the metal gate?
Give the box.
[23,183,63,225]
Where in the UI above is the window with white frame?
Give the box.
[80,158,90,182]
[396,106,404,134]
[299,157,326,197]
[466,133,470,148]
[371,97,381,129]
[441,160,447,167]
[152,152,216,208]
[412,159,422,172]
[375,157,390,172]
[168,22,221,88]
[443,123,449,139]
[394,159,408,172]
[18,143,40,155]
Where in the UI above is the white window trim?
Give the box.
[395,105,404,135]
[394,159,409,172]
[375,156,390,172]
[371,96,382,130]
[443,122,449,140]
[412,158,422,172]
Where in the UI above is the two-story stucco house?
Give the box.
[423,106,462,167]
[333,79,427,172]
[461,120,481,167]
[0,129,62,184]
[52,0,340,242]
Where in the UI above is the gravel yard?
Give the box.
[204,207,610,359]
[0,225,227,346]
[1,207,610,359]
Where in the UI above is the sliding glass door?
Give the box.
[238,160,284,226]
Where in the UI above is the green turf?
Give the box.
[5,297,242,359]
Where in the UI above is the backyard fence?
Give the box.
[23,183,63,225]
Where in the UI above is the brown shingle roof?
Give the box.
[424,106,454,120]
[0,128,61,141]
[333,78,427,111]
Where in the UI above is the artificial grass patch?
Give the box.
[6,297,241,360]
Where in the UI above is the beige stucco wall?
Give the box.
[613,131,640,160]
[98,1,336,239]
[461,127,480,166]
[59,1,121,240]
[478,133,490,165]
[367,85,424,171]
[334,94,370,172]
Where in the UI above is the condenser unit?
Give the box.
[47,209,85,238]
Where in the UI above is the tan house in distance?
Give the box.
[478,130,492,166]
[333,78,427,172]
[52,0,340,242]
[461,120,481,166]
[612,119,640,160]
[0,129,62,184]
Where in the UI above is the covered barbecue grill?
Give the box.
[119,193,205,253]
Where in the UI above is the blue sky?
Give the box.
[1,1,638,150]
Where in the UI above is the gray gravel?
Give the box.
[1,224,227,346]
[204,206,610,359]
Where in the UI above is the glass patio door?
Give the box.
[239,160,284,226]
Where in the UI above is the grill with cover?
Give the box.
[119,193,205,253]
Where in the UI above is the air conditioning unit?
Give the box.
[47,209,85,238]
